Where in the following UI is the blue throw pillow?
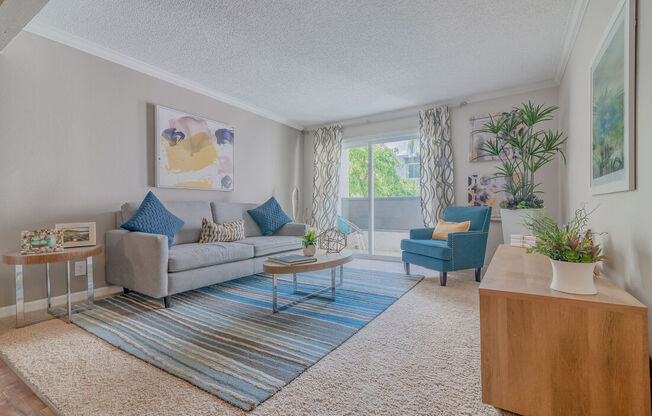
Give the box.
[247,197,292,236]
[120,191,184,249]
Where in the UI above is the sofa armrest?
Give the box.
[274,222,309,237]
[447,231,489,269]
[105,229,169,298]
[409,228,435,240]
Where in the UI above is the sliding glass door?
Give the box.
[339,134,422,259]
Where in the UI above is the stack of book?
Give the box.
[267,254,318,265]
[510,234,538,248]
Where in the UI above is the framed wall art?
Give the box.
[467,174,509,220]
[589,0,636,195]
[469,112,512,162]
[156,105,234,191]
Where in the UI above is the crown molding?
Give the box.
[303,79,560,132]
[555,0,590,83]
[23,22,305,130]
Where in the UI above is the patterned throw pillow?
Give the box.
[200,218,245,243]
[120,191,184,249]
[247,197,292,236]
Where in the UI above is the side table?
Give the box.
[2,245,103,327]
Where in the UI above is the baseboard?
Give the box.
[0,286,123,319]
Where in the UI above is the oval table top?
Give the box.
[3,245,103,265]
[263,249,354,274]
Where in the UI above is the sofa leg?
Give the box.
[440,272,447,286]
[163,296,171,308]
[475,268,482,282]
[123,288,130,294]
[403,262,410,275]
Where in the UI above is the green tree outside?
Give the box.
[347,146,419,197]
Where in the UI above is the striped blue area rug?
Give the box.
[71,267,422,410]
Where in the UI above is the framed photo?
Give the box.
[55,222,97,248]
[469,112,513,162]
[589,0,636,195]
[467,174,509,221]
[155,105,234,191]
[20,229,64,254]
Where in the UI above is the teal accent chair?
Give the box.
[401,206,491,286]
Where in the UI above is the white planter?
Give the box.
[500,208,543,244]
[303,244,316,257]
[549,259,598,295]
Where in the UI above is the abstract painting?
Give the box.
[156,105,234,191]
[469,112,512,162]
[467,175,508,220]
[590,0,635,195]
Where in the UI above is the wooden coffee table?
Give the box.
[263,249,353,312]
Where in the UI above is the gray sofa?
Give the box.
[105,201,307,307]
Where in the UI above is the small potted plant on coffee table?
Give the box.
[302,230,317,257]
[524,206,605,295]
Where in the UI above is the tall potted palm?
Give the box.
[476,102,567,243]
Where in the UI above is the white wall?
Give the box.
[0,31,302,308]
[303,86,561,264]
[559,0,652,348]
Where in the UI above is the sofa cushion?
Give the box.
[400,239,451,260]
[122,200,212,245]
[247,197,292,236]
[211,202,262,237]
[238,236,302,257]
[120,192,184,249]
[168,242,254,273]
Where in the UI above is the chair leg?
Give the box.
[475,268,482,282]
[403,262,410,275]
[440,272,447,286]
[163,296,171,308]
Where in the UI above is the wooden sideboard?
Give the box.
[479,244,651,416]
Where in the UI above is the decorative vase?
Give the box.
[549,259,598,295]
[500,208,544,244]
[303,244,316,257]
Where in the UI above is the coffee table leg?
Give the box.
[66,261,71,323]
[339,265,344,285]
[87,256,94,307]
[293,273,297,291]
[46,263,51,312]
[331,267,336,299]
[15,265,24,328]
[272,273,278,313]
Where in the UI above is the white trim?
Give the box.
[22,22,304,131]
[303,79,559,131]
[0,285,123,319]
[342,129,419,149]
[555,0,590,83]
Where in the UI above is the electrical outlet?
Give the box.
[74,261,86,276]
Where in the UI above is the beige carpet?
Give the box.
[0,263,502,416]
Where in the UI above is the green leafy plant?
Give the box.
[348,145,419,197]
[302,230,318,248]
[523,206,605,263]
[475,101,567,209]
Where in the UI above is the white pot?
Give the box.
[549,259,598,295]
[500,208,544,244]
[303,244,316,257]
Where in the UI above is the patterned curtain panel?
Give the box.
[419,106,454,227]
[311,125,343,230]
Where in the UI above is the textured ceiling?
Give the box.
[29,0,577,128]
